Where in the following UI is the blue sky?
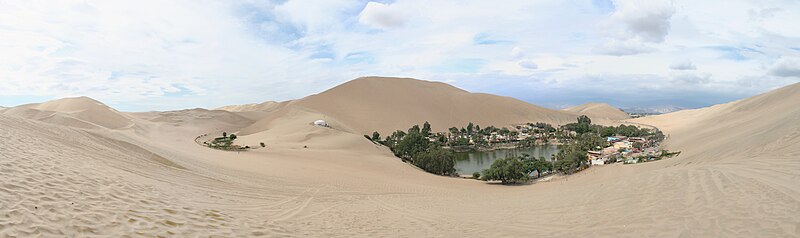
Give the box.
[0,0,799,111]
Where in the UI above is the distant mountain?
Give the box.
[622,105,688,115]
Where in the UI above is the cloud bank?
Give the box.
[0,0,798,110]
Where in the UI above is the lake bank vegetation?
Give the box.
[366,116,679,182]
[200,132,250,151]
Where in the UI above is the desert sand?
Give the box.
[242,77,583,136]
[1,77,798,237]
[564,102,631,121]
[215,101,281,112]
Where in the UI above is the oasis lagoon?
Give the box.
[454,145,560,175]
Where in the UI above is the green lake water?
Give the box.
[454,145,560,175]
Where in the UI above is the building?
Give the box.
[602,146,618,155]
[613,141,633,150]
[587,151,605,165]
[313,120,328,127]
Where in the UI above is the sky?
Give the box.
[0,0,799,111]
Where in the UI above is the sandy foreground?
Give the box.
[1,78,799,237]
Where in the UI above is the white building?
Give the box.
[313,120,328,127]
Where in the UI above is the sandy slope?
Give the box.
[216,101,280,112]
[1,81,798,237]
[242,77,579,136]
[564,102,630,121]
[2,96,133,129]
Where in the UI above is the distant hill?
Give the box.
[563,102,630,121]
[2,96,133,129]
[632,82,800,163]
[216,101,280,112]
[242,77,579,136]
[622,105,687,115]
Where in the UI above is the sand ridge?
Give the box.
[564,102,631,121]
[216,101,281,112]
[272,77,580,135]
[2,96,133,130]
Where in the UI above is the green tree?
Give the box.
[554,159,577,174]
[371,131,381,141]
[449,127,459,135]
[412,146,455,175]
[482,157,528,184]
[577,115,592,125]
[229,134,237,140]
[422,121,431,136]
[519,154,553,178]
[408,124,421,134]
[453,137,470,146]
[395,131,428,159]
[222,131,227,137]
[467,122,474,135]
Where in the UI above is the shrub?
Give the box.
[482,157,527,184]
[412,146,455,176]
[260,142,266,148]
[554,159,578,174]
[472,172,481,180]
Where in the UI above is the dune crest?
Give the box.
[633,82,800,163]
[254,76,579,135]
[2,96,133,129]
[564,102,630,121]
[216,101,280,112]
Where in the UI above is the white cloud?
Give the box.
[671,72,711,84]
[518,60,539,69]
[510,46,524,59]
[0,0,797,110]
[670,59,696,70]
[768,56,800,77]
[592,39,656,56]
[611,0,676,43]
[358,2,408,29]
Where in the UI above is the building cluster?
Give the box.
[587,136,658,165]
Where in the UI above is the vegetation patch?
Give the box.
[203,132,247,151]
[367,115,672,184]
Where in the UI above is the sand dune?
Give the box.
[248,77,579,136]
[1,80,798,237]
[216,101,281,112]
[564,102,630,121]
[2,96,133,129]
[634,82,800,163]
